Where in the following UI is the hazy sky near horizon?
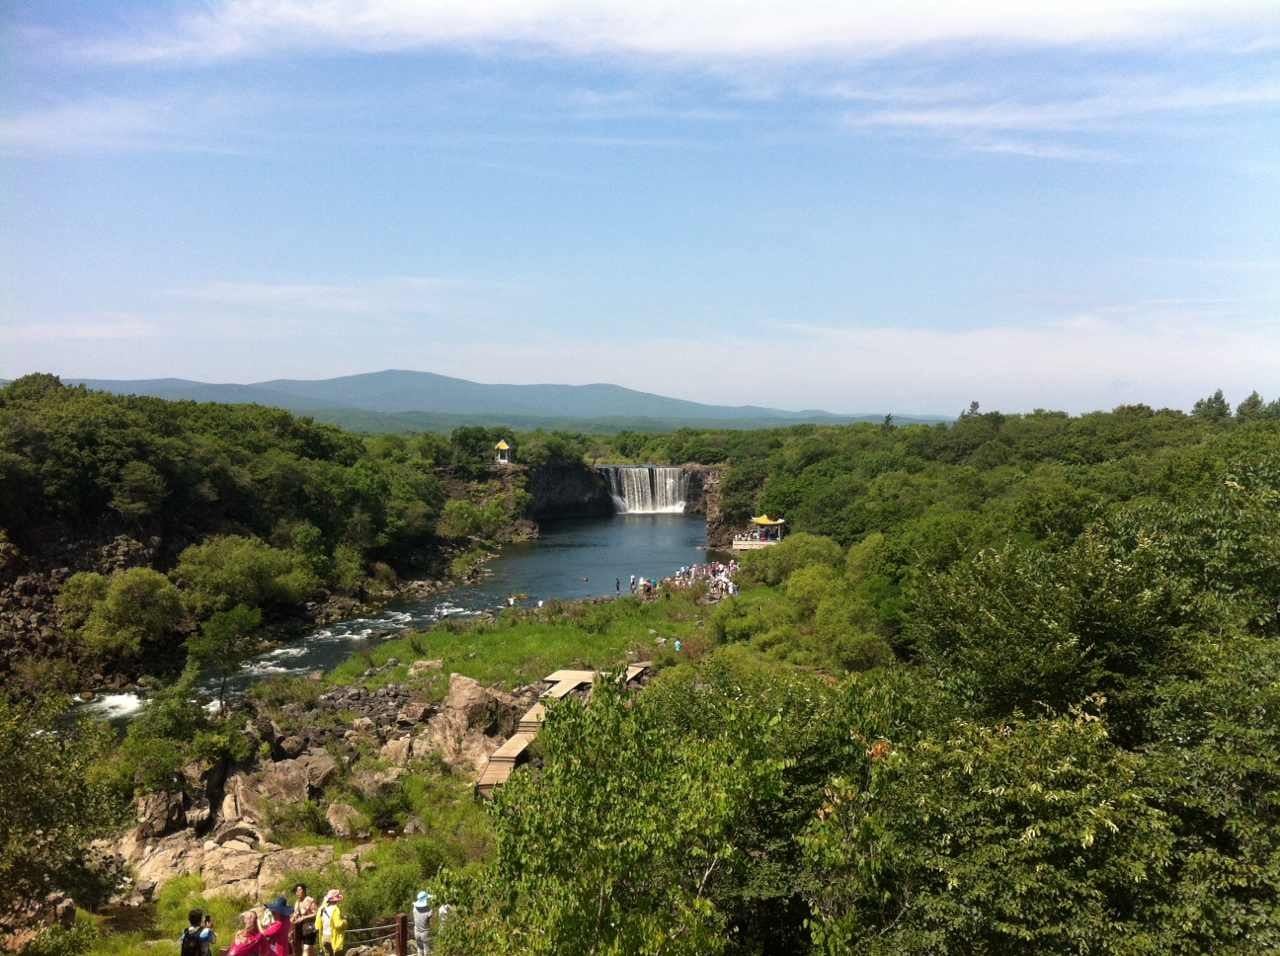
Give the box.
[3,1,1280,415]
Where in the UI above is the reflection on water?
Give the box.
[79,514,709,724]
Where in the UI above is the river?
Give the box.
[81,513,711,723]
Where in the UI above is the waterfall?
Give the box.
[600,466,689,514]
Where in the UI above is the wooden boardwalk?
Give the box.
[475,663,650,797]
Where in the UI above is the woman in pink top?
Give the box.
[226,910,264,956]
[259,897,294,956]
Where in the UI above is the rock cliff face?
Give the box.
[524,462,615,519]
[682,466,729,547]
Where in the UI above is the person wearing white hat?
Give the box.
[412,890,434,954]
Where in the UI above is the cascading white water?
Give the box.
[600,466,689,514]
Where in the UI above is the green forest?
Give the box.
[4,377,1280,954]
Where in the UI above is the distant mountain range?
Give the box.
[10,370,945,433]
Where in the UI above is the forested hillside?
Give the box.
[7,382,1280,955]
[0,375,541,691]
[437,394,1280,953]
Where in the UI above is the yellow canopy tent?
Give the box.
[495,440,510,450]
[750,515,786,526]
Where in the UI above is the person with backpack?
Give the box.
[318,889,345,955]
[179,909,214,956]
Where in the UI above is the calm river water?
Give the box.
[82,514,711,722]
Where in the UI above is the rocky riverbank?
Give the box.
[101,668,538,907]
[0,530,462,698]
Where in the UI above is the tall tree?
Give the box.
[187,604,263,714]
[1192,388,1231,421]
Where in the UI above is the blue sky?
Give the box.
[3,1,1279,414]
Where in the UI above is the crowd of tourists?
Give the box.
[184,883,451,955]
[733,527,782,543]
[662,560,738,599]
[615,561,738,602]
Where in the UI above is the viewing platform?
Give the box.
[731,515,786,552]
[476,662,651,797]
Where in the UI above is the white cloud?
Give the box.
[0,98,170,152]
[0,93,256,153]
[847,78,1280,133]
[168,277,474,315]
[79,1,1280,64]
[966,138,1124,162]
[0,316,157,343]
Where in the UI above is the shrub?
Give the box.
[739,532,844,586]
[173,535,319,617]
[331,542,365,592]
[64,568,185,657]
[785,563,842,620]
[55,571,108,630]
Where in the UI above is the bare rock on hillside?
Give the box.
[352,767,405,799]
[201,841,263,899]
[126,832,206,888]
[219,772,265,827]
[258,845,334,892]
[397,700,431,724]
[326,802,365,840]
[380,735,413,766]
[220,748,337,827]
[338,842,378,877]
[408,659,443,677]
[415,673,532,776]
[134,791,185,839]
[297,748,339,789]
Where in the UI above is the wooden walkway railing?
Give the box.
[289,913,408,955]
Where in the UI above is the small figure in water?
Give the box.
[615,577,621,593]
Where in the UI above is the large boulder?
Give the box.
[379,735,413,766]
[296,748,339,790]
[325,802,365,839]
[258,760,308,804]
[441,674,524,737]
[352,767,405,799]
[219,749,338,827]
[134,791,185,839]
[201,841,263,899]
[219,772,267,827]
[127,831,205,888]
[397,701,431,725]
[258,845,334,894]
[414,674,531,776]
[338,842,378,877]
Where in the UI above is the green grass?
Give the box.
[84,874,252,956]
[328,591,715,695]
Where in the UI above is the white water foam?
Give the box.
[79,692,144,720]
